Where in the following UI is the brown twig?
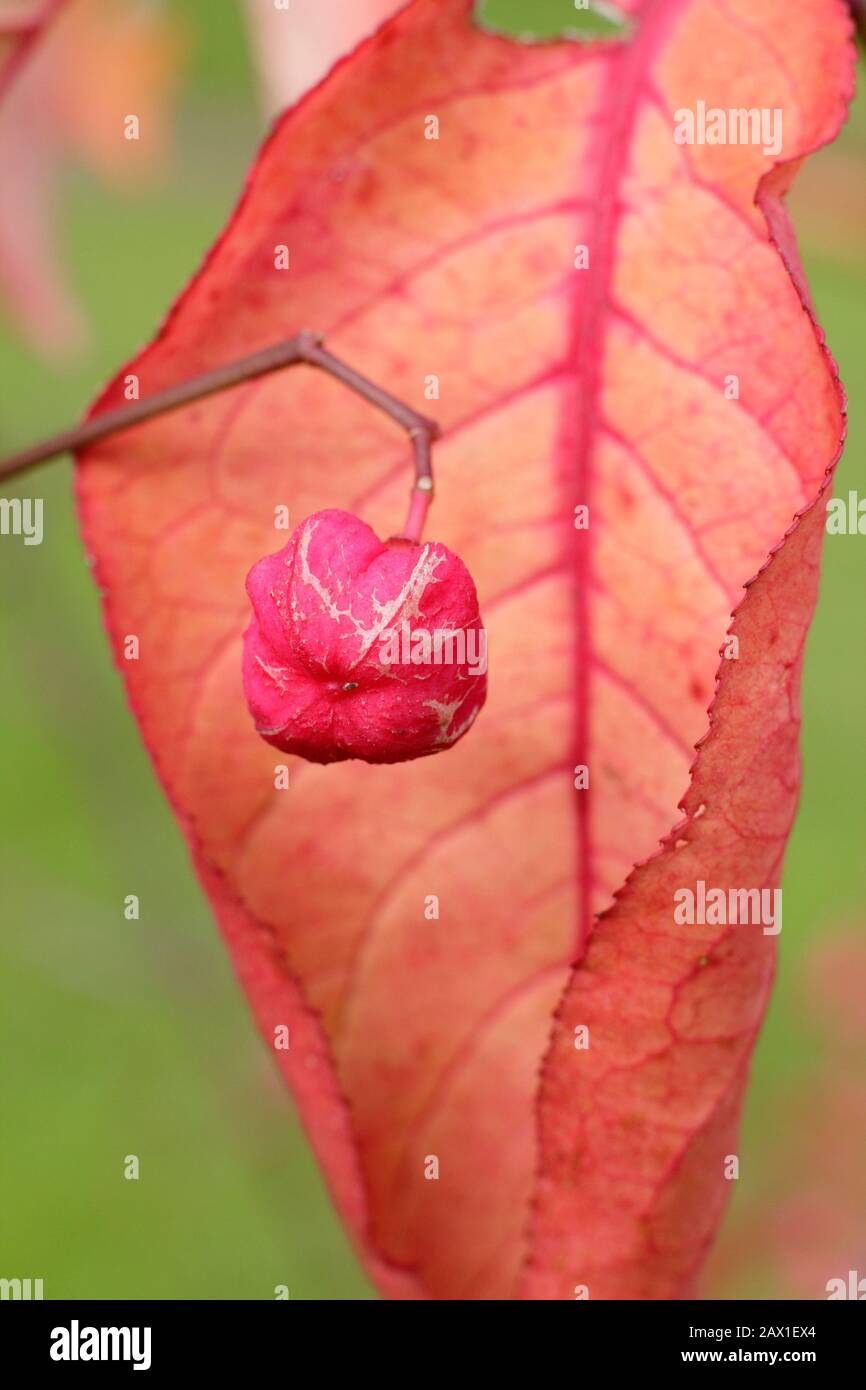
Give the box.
[0,330,440,542]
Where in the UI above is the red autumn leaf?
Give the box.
[76,0,853,1299]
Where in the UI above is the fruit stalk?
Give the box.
[0,330,440,540]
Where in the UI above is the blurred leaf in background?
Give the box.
[0,0,863,1299]
[0,0,185,357]
[242,0,400,116]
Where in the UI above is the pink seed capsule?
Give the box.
[242,508,487,765]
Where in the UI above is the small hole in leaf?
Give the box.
[474,0,630,44]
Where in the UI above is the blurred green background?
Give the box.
[0,1,863,1300]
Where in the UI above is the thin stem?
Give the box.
[0,330,440,542]
[302,339,439,542]
[0,335,309,479]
